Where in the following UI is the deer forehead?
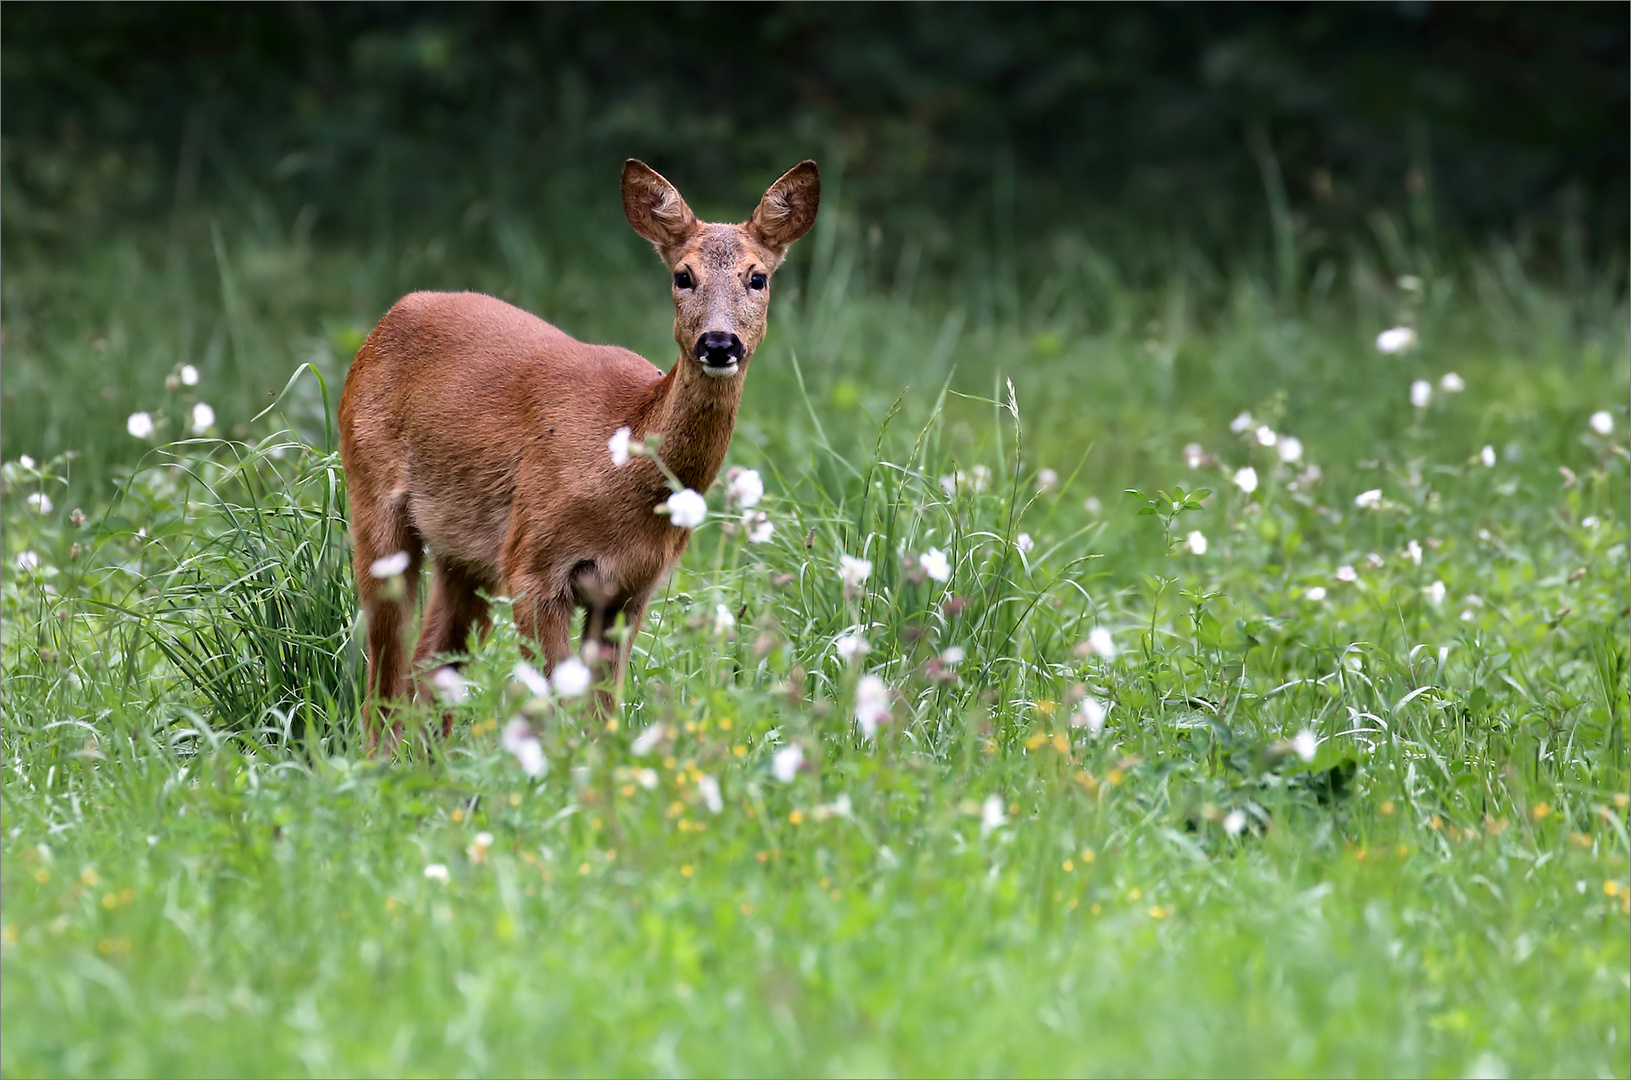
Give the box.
[676,226,773,276]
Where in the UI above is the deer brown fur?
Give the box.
[339,159,819,750]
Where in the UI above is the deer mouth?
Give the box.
[694,331,744,377]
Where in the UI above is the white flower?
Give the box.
[854,674,889,740]
[1404,539,1422,565]
[839,554,872,588]
[835,631,870,661]
[1439,372,1465,394]
[1424,580,1446,605]
[17,455,34,469]
[1083,496,1102,516]
[1410,380,1432,409]
[1232,466,1258,494]
[1222,809,1247,837]
[1087,626,1115,659]
[727,468,764,508]
[369,550,411,579]
[513,739,547,777]
[1354,489,1383,509]
[190,402,215,434]
[940,646,965,665]
[1184,443,1206,468]
[551,657,592,698]
[1582,516,1599,529]
[512,662,551,698]
[430,666,469,705]
[127,412,155,439]
[663,488,707,529]
[1375,326,1417,353]
[501,719,548,777]
[713,603,736,636]
[636,768,659,790]
[630,723,668,757]
[15,551,39,572]
[178,364,201,387]
[1364,552,1385,569]
[1036,468,1058,493]
[919,547,951,582]
[1478,445,1496,467]
[1015,533,1034,554]
[745,511,775,543]
[1335,565,1357,583]
[1230,411,1254,433]
[1071,695,1108,736]
[980,794,1007,836]
[423,863,450,883]
[1305,586,1327,602]
[26,492,52,514]
[698,775,723,814]
[1276,436,1303,464]
[607,426,632,466]
[1590,410,1614,435]
[1292,730,1318,763]
[939,474,958,496]
[772,744,804,783]
[969,465,991,492]
[1254,425,1277,447]
[1185,530,1208,555]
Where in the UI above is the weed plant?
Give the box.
[1,190,1627,1076]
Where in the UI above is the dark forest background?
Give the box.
[3,2,1627,284]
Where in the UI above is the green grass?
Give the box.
[1,195,1628,1076]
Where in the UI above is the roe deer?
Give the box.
[339,159,819,750]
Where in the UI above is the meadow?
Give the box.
[1,169,1628,1076]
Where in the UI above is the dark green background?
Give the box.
[4,2,1626,278]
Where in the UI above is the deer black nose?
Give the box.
[694,331,744,367]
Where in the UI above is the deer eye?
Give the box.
[748,272,767,291]
[673,270,694,290]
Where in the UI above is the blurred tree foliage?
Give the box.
[2,2,1625,277]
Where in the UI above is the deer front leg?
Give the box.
[581,600,647,719]
[509,575,575,676]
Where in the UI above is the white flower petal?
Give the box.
[551,657,592,698]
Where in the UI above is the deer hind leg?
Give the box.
[352,495,423,756]
[412,557,493,737]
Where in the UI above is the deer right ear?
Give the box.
[622,160,697,256]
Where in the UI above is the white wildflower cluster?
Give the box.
[501,718,547,778]
[662,488,708,529]
[772,744,804,783]
[1222,414,1311,503]
[839,554,872,590]
[918,547,951,583]
[1375,326,1417,354]
[854,674,890,739]
[125,365,215,443]
[980,794,1007,837]
[1071,694,1109,737]
[1077,626,1115,661]
[724,467,774,544]
[938,464,991,496]
[835,629,870,661]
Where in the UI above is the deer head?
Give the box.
[622,159,820,378]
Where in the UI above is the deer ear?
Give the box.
[622,160,697,255]
[748,160,820,255]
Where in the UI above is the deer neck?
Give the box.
[637,355,744,494]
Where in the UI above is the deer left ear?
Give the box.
[748,160,820,257]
